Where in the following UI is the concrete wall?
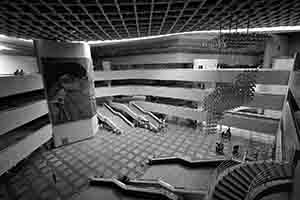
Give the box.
[0,100,48,136]
[288,33,300,57]
[0,55,38,74]
[0,74,44,98]
[0,124,52,176]
[282,102,300,161]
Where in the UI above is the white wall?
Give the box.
[105,52,259,66]
[0,55,38,74]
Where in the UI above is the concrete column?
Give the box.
[35,40,98,147]
[102,61,111,87]
[292,162,300,200]
[263,34,289,68]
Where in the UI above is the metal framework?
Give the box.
[0,0,299,41]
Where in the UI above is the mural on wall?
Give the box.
[41,57,96,125]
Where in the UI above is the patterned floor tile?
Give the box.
[0,122,275,200]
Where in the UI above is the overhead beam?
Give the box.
[133,0,140,37]
[114,0,131,38]
[20,0,74,41]
[40,0,92,40]
[78,0,111,40]
[166,0,190,34]
[148,0,155,36]
[58,0,101,40]
[95,0,122,39]
[198,0,239,30]
[158,0,172,35]
[187,0,223,31]
[177,0,208,32]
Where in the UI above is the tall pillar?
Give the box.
[263,34,289,68]
[35,40,98,147]
[102,61,111,87]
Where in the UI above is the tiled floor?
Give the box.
[0,123,274,200]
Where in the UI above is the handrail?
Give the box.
[207,159,241,197]
[111,102,160,131]
[245,163,293,200]
[206,160,288,199]
[110,102,143,121]
[97,112,122,132]
[90,177,180,200]
[104,103,134,127]
[130,102,162,123]
[148,156,228,167]
[245,179,292,200]
[90,176,206,199]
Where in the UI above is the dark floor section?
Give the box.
[0,123,274,200]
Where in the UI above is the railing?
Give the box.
[111,102,142,121]
[130,102,162,123]
[207,159,242,197]
[245,162,293,200]
[97,112,122,133]
[110,102,159,131]
[104,103,134,127]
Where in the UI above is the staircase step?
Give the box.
[213,190,232,200]
[245,164,257,178]
[230,171,249,189]
[224,175,248,191]
[251,163,261,175]
[235,168,251,183]
[215,184,241,200]
[239,166,253,181]
[255,163,266,173]
[219,179,245,198]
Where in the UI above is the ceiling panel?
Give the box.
[0,0,299,41]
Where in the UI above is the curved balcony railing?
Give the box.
[245,162,293,200]
[207,158,242,197]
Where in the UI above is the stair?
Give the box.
[209,161,292,200]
